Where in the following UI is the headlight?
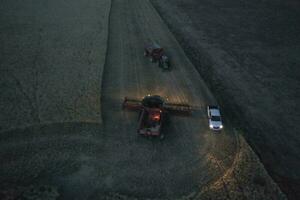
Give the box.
[220,125,223,129]
[209,124,213,128]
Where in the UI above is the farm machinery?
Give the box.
[122,95,192,139]
[144,43,170,70]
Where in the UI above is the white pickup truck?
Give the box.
[207,105,223,131]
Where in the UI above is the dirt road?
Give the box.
[101,0,237,197]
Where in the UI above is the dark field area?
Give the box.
[150,0,300,199]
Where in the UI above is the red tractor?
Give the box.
[122,95,192,139]
[144,43,170,70]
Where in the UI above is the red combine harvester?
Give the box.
[144,43,170,70]
[122,95,192,139]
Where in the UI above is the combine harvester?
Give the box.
[122,95,192,139]
[144,43,170,70]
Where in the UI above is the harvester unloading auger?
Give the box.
[122,95,193,139]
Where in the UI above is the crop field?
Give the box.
[150,0,300,199]
[0,0,288,199]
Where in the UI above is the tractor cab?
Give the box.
[158,55,170,70]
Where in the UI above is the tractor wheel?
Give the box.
[164,63,170,70]
[158,60,163,68]
[160,134,165,140]
[164,62,171,70]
